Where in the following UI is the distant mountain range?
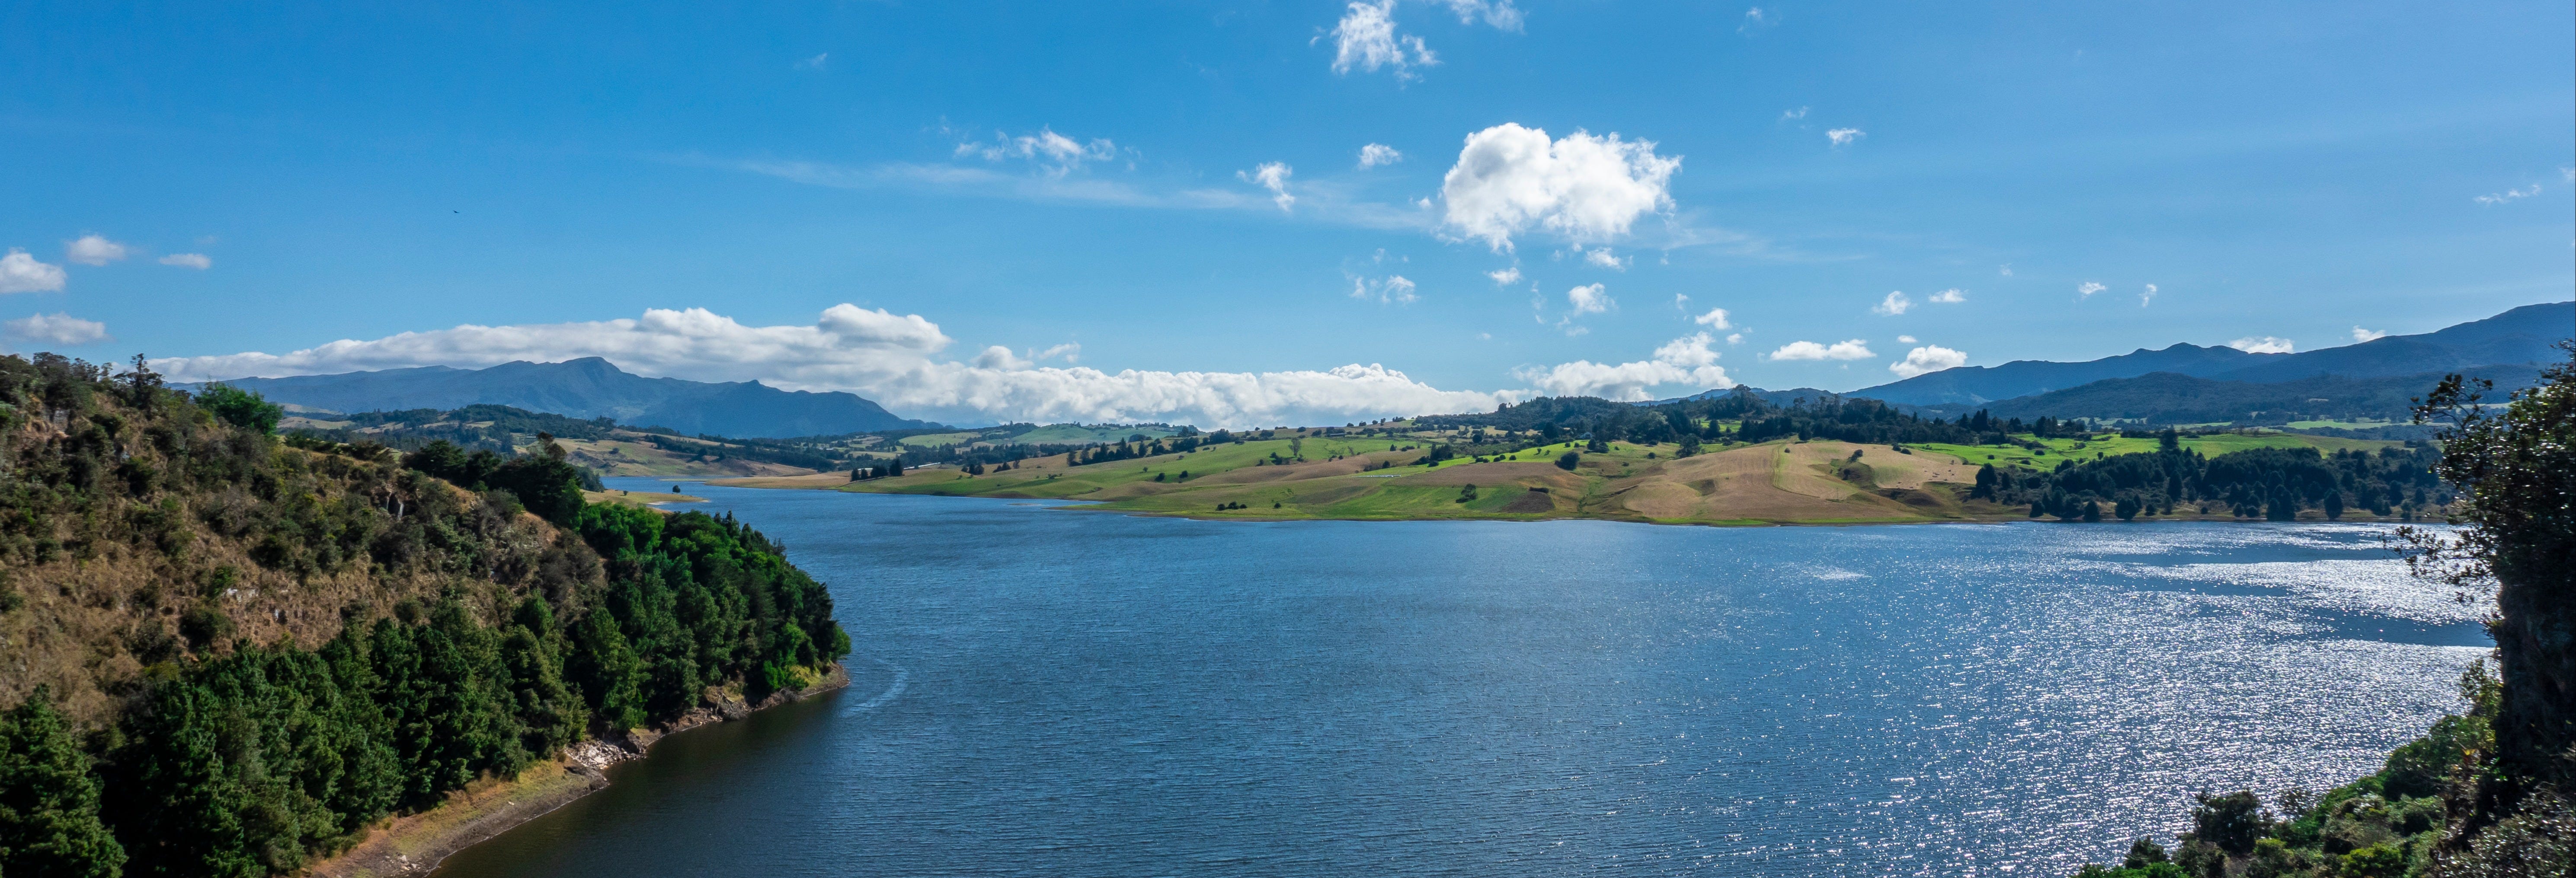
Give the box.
[1927,363,2546,426]
[189,357,931,438]
[1850,302,2570,406]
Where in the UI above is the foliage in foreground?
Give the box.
[0,353,850,877]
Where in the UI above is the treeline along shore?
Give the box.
[722,390,2459,528]
[0,353,852,878]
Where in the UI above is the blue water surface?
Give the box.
[433,479,2487,877]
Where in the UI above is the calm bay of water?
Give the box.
[435,479,2487,877]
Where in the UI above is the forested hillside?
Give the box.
[0,354,850,877]
[1974,436,2449,522]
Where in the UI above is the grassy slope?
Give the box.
[710,428,2415,526]
[551,433,820,477]
[1912,431,2399,473]
[720,435,2022,526]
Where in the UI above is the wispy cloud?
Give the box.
[955,128,1120,176]
[1581,246,1629,271]
[2139,283,2157,307]
[1693,307,1731,329]
[2351,326,2387,343]
[1871,290,1912,316]
[2077,281,2106,297]
[1779,106,1808,121]
[1826,128,1864,147]
[1738,6,1776,33]
[1239,162,1296,211]
[2474,184,2540,205]
[158,253,213,269]
[1435,0,1524,30]
[794,52,829,71]
[1349,274,1418,304]
[1357,143,1404,169]
[1328,0,1435,80]
[2227,336,2294,354]
[1486,267,1521,285]
[1927,288,1965,303]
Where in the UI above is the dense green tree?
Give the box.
[193,383,284,434]
[2400,344,2576,862]
[0,690,125,878]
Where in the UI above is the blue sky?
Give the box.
[4,1,2570,426]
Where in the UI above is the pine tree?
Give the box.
[0,690,126,878]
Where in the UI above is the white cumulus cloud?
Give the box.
[1486,267,1521,285]
[1440,122,1680,251]
[1581,246,1629,271]
[1888,345,1966,379]
[1329,0,1435,79]
[1514,332,1731,401]
[152,305,1528,430]
[956,128,1119,175]
[1239,162,1296,211]
[1767,339,1873,361]
[1826,128,1864,146]
[159,253,213,269]
[2139,283,2158,307]
[1693,307,1731,328]
[3,313,111,347]
[2351,326,2387,343]
[0,250,68,294]
[1872,291,1912,316]
[1927,288,1965,303]
[1565,282,1612,316]
[1897,335,1916,343]
[65,235,129,266]
[2228,336,2295,354]
[1357,143,1404,168]
[2078,281,2106,297]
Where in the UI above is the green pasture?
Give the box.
[896,431,983,448]
[1913,431,2402,473]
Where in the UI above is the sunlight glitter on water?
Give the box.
[436,490,2490,878]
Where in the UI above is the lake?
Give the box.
[435,479,2489,877]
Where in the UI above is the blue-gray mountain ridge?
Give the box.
[1849,301,2570,406]
[188,357,932,438]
